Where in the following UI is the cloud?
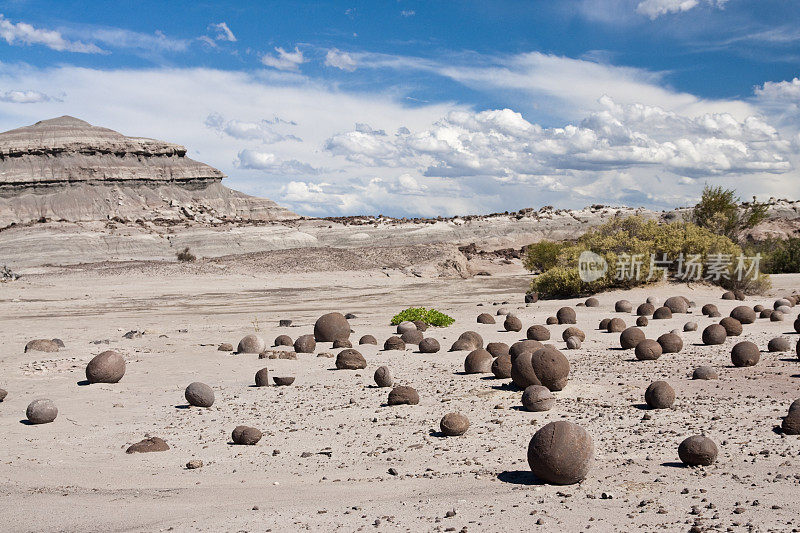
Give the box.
[0,89,52,103]
[80,27,189,53]
[204,112,301,143]
[208,22,236,42]
[261,46,305,71]
[401,10,416,17]
[236,149,321,175]
[0,14,104,53]
[324,48,357,71]
[635,0,728,19]
[755,78,800,103]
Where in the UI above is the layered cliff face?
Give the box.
[0,116,296,225]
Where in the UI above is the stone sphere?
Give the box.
[645,381,675,409]
[509,340,544,359]
[560,327,584,343]
[733,290,745,301]
[359,335,377,345]
[782,411,800,435]
[777,304,792,315]
[294,334,316,353]
[24,339,60,353]
[491,355,512,378]
[637,303,655,316]
[556,307,577,324]
[653,306,672,320]
[413,320,428,332]
[374,366,393,388]
[384,336,406,351]
[496,307,510,316]
[635,339,663,361]
[731,341,760,367]
[753,304,764,313]
[464,349,493,374]
[730,306,756,324]
[527,421,594,485]
[646,296,661,306]
[771,311,785,322]
[333,339,352,349]
[585,297,600,307]
[701,303,719,316]
[487,342,510,357]
[397,321,417,335]
[692,366,718,380]
[449,338,473,351]
[636,316,649,327]
[85,350,126,384]
[440,412,470,436]
[400,330,424,345]
[599,318,611,330]
[525,292,539,304]
[314,312,351,342]
[768,337,791,352]
[546,316,559,325]
[254,368,270,387]
[620,327,646,349]
[664,296,689,314]
[719,317,743,336]
[504,315,523,332]
[457,331,484,350]
[387,386,419,405]
[615,300,633,313]
[238,334,266,354]
[231,425,262,445]
[26,399,58,424]
[521,385,555,412]
[761,309,774,319]
[722,291,735,300]
[477,313,496,324]
[530,347,570,391]
[185,382,215,407]
[684,321,698,332]
[657,332,683,354]
[274,334,293,347]
[565,336,582,350]
[511,350,540,389]
[527,325,550,341]
[678,435,718,466]
[774,298,792,310]
[702,324,727,345]
[335,349,367,370]
[607,318,626,333]
[418,337,441,353]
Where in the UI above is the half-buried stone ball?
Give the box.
[795,317,800,334]
[333,339,352,349]
[530,347,570,391]
[562,327,585,343]
[620,327,646,349]
[635,339,663,361]
[645,381,675,409]
[653,306,672,320]
[491,355,512,378]
[396,321,417,335]
[664,296,689,314]
[457,331,484,350]
[771,311,785,322]
[722,291,735,300]
[509,340,544,359]
[692,366,718,380]
[238,334,266,354]
[730,306,756,325]
[232,425,262,445]
[440,413,470,436]
[678,435,718,466]
[359,335,377,345]
[464,349,493,374]
[413,320,428,332]
[374,366,393,388]
[511,350,541,390]
[254,368,270,387]
[24,339,60,353]
[449,338,473,351]
[761,309,774,319]
[607,318,626,333]
[768,337,791,352]
[565,336,581,350]
[0,389,6,402]
[274,335,293,347]
[418,338,441,353]
[527,325,550,341]
[126,437,169,453]
[637,303,655,316]
[336,349,367,370]
[387,386,419,406]
[556,307,577,324]
[26,399,58,424]
[615,300,633,313]
[85,350,126,384]
[753,304,764,313]
[636,316,649,327]
[504,315,523,332]
[477,313,495,324]
[185,382,215,407]
[400,330,423,345]
[702,303,719,316]
[546,316,558,325]
[731,341,760,367]
[702,324,727,345]
[657,333,683,354]
[314,312,351,342]
[522,385,555,412]
[487,342,510,357]
[294,334,316,353]
[384,336,406,351]
[684,321,698,332]
[527,421,593,485]
[585,297,600,307]
[719,317,743,336]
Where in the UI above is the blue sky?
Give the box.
[1,1,799,216]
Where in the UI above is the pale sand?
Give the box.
[1,260,798,532]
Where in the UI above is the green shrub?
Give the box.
[523,241,566,272]
[745,238,800,274]
[390,307,455,327]
[690,185,767,241]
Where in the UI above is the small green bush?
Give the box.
[745,238,800,274]
[691,185,767,241]
[523,241,565,272]
[390,307,455,327]
[177,247,196,262]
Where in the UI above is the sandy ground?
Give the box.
[0,261,799,532]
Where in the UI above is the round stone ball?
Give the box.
[413,320,428,332]
[788,398,800,413]
[702,324,727,345]
[458,331,484,350]
[525,292,539,304]
[646,296,661,306]
[565,336,582,350]
[274,334,293,347]
[85,350,126,384]
[232,425,262,445]
[487,342,510,357]
[561,327,586,343]
[496,307,510,316]
[771,311,785,322]
[719,317,743,336]
[664,296,689,314]
[652,306,672,320]
[359,335,377,345]
[701,303,719,316]
[730,306,756,325]
[335,349,367,370]
[477,313,496,324]
[645,381,675,409]
[504,315,523,332]
[556,307,577,324]
[607,318,626,333]
[678,435,718,466]
[795,317,800,334]
[684,321,698,332]
[254,368,270,387]
[546,316,559,325]
[527,325,550,341]
[509,340,544,359]
[449,338,473,351]
[782,411,800,435]
[753,304,764,313]
[440,412,470,436]
[26,399,58,424]
[692,366,718,380]
[615,300,633,313]
[637,303,655,316]
[511,350,541,390]
[777,304,792,315]
[585,297,600,307]
[464,349,493,374]
[768,337,791,352]
[657,332,683,354]
[722,291,735,300]
[635,339,663,361]
[733,290,746,301]
[774,298,792,310]
[731,341,760,367]
[527,421,594,485]
[333,339,352,349]
[620,327,646,349]
[530,346,570,391]
[387,386,419,405]
[314,312,351,342]
[396,321,417,335]
[521,385,555,412]
[374,366,393,388]
[400,330,423,345]
[384,336,406,351]
[185,382,215,407]
[636,316,649,327]
[761,309,774,319]
[238,334,266,354]
[294,334,316,353]
[599,318,611,330]
[418,337,440,353]
[491,355,512,378]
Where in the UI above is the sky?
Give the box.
[1,1,799,217]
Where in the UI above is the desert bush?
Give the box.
[523,241,566,272]
[690,185,767,241]
[745,238,800,274]
[390,307,455,327]
[176,247,196,262]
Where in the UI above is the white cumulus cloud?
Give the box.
[0,14,104,53]
[325,48,357,71]
[0,89,52,103]
[261,46,305,71]
[636,0,728,19]
[236,149,321,175]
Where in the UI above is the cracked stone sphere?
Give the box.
[527,421,593,485]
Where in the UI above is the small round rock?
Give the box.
[85,350,126,383]
[556,307,577,324]
[731,341,760,367]
[702,324,726,345]
[692,366,718,380]
[274,335,293,347]
[491,355,512,378]
[527,325,550,341]
[293,334,316,353]
[26,399,58,424]
[384,336,406,351]
[232,426,262,445]
[645,381,675,409]
[504,315,523,332]
[477,313,496,324]
[768,337,791,352]
[359,335,378,345]
[335,349,367,370]
[620,327,646,349]
[678,435,718,466]
[440,413,470,436]
[185,382,215,407]
[635,339,663,361]
[521,385,555,412]
[464,349,493,374]
[238,334,266,354]
[374,366,393,388]
[418,337,441,353]
[387,386,419,406]
[254,368,270,387]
